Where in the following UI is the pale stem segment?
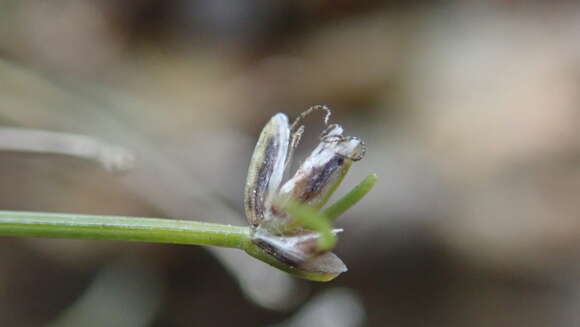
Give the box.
[0,128,134,172]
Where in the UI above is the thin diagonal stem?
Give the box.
[323,173,378,221]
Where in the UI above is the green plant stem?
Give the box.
[0,211,250,248]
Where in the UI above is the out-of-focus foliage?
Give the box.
[2,1,580,326]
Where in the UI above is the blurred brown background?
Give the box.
[2,1,580,326]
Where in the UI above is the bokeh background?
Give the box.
[2,1,580,326]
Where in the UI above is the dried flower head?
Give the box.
[244,105,368,276]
